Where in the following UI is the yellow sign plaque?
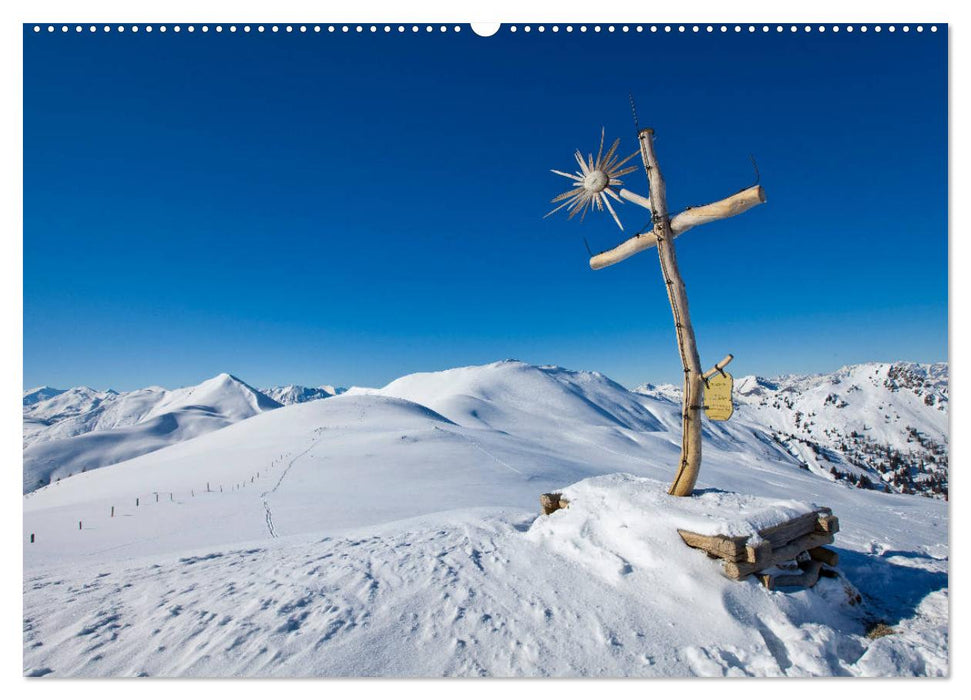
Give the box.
[704,372,734,421]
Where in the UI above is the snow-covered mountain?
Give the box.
[22,374,281,493]
[634,362,948,500]
[259,384,344,405]
[23,386,66,406]
[631,381,681,404]
[22,360,949,677]
[23,387,120,445]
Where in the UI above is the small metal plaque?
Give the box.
[705,372,734,421]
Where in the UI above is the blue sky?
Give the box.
[23,25,947,391]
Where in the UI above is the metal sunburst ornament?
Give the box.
[544,128,639,230]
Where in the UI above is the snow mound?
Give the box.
[22,474,947,677]
[535,473,815,544]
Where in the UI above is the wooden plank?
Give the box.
[678,529,745,560]
[702,354,734,382]
[723,531,835,580]
[808,546,839,567]
[759,560,823,590]
[540,493,569,515]
[678,507,834,563]
[815,514,840,534]
[759,509,826,548]
[745,540,773,565]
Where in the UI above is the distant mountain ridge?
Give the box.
[634,361,948,499]
[22,374,283,493]
[23,386,67,406]
[259,384,346,405]
[24,360,947,500]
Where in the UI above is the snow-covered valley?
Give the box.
[22,361,949,677]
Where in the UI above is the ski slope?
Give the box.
[22,361,948,677]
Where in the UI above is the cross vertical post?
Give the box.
[637,128,705,496]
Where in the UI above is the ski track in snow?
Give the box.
[261,429,325,539]
[433,426,524,475]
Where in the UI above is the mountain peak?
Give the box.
[23,386,66,406]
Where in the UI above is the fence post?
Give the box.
[79,521,82,530]
[30,533,34,543]
[136,497,140,506]
[111,506,114,517]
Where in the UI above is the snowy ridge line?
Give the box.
[433,425,523,475]
[261,428,326,538]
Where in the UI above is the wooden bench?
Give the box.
[678,508,840,588]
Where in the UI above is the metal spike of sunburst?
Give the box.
[545,128,639,230]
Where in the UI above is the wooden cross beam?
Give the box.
[547,127,766,497]
[590,184,765,270]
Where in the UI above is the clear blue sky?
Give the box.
[24,25,947,391]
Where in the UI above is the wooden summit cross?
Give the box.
[546,124,766,497]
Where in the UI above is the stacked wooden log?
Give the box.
[540,492,570,515]
[678,507,840,590]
